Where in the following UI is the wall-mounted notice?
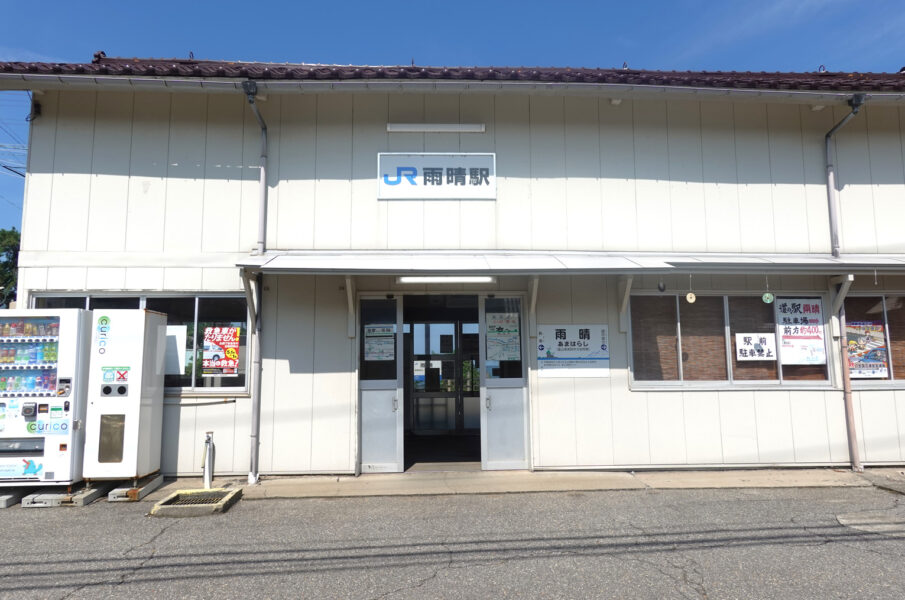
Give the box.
[846,321,889,378]
[735,333,777,361]
[537,324,610,378]
[202,326,241,376]
[486,313,521,361]
[364,324,395,361]
[378,153,496,200]
[775,298,826,365]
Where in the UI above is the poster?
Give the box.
[735,333,777,361]
[775,298,827,365]
[486,313,521,361]
[846,321,889,378]
[364,324,395,361]
[202,326,241,376]
[537,324,610,378]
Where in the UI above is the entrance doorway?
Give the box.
[358,291,530,473]
[403,295,480,469]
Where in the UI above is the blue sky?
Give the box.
[1,0,904,231]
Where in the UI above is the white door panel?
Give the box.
[480,295,530,470]
[361,388,402,472]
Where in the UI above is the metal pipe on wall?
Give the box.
[824,94,865,258]
[242,80,268,255]
[830,274,861,471]
[247,272,264,484]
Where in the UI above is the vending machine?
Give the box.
[82,310,167,481]
[0,309,92,487]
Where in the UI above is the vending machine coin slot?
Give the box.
[56,378,71,397]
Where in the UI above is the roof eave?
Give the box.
[2,73,904,104]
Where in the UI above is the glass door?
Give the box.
[480,296,530,470]
[408,321,480,435]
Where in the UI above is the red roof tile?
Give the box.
[1,54,903,93]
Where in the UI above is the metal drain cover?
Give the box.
[167,491,230,506]
[151,488,242,517]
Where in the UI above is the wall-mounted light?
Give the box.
[387,123,485,133]
[396,276,496,284]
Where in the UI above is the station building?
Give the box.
[2,55,905,479]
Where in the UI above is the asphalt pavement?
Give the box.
[2,485,905,599]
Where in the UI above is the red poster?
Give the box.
[202,326,240,376]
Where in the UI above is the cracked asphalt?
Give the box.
[2,486,905,599]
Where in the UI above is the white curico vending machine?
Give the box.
[83,310,167,482]
[0,309,92,487]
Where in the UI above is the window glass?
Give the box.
[360,299,397,381]
[777,297,828,381]
[484,298,523,379]
[146,297,196,388]
[886,296,905,379]
[631,296,679,381]
[678,297,728,381]
[89,297,140,310]
[844,296,890,380]
[34,297,87,309]
[196,297,247,388]
[729,297,778,381]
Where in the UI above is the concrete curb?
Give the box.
[237,468,874,501]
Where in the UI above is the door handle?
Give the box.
[392,395,398,412]
[486,395,491,411]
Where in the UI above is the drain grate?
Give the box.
[151,487,242,517]
[165,491,230,506]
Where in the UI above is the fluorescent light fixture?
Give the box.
[396,276,496,284]
[387,123,485,133]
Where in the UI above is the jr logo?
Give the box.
[383,166,417,186]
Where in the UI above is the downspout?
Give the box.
[825,94,865,258]
[242,269,264,484]
[242,80,268,483]
[242,80,268,255]
[831,274,862,472]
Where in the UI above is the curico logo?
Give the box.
[27,421,69,435]
[96,315,110,354]
[383,166,418,186]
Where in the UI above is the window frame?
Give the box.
[628,291,834,390]
[31,292,250,396]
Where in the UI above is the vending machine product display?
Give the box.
[0,309,92,486]
[83,310,167,481]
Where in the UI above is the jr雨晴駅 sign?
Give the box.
[378,153,496,200]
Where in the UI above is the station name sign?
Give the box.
[378,153,496,200]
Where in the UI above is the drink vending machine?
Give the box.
[0,309,92,486]
[82,310,167,481]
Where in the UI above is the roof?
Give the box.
[2,54,905,99]
[237,250,905,276]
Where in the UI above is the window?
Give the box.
[89,297,140,310]
[484,297,523,379]
[31,293,249,391]
[146,297,196,389]
[360,299,397,381]
[631,295,829,384]
[34,296,88,309]
[844,295,905,381]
